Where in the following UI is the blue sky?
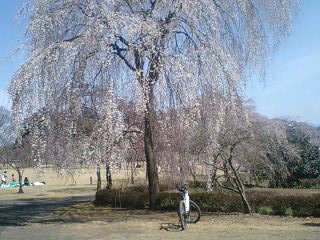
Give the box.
[0,0,26,107]
[0,1,319,126]
[246,1,320,126]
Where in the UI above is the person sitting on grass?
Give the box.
[23,177,30,186]
[10,174,15,182]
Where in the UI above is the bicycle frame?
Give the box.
[177,184,201,230]
[183,190,190,213]
[177,185,190,213]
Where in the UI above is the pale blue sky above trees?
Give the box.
[246,0,320,126]
[0,0,319,126]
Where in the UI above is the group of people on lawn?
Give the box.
[0,171,31,188]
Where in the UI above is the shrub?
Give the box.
[257,206,273,215]
[189,180,207,190]
[250,193,320,217]
[95,187,320,218]
[160,198,177,210]
[95,185,149,208]
[272,203,290,215]
[158,192,178,210]
[159,182,176,191]
[299,178,320,189]
[290,195,320,217]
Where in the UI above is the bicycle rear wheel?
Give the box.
[178,201,187,230]
[188,200,201,223]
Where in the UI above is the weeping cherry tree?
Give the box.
[10,0,297,206]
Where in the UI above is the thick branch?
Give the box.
[110,42,136,72]
[214,175,240,194]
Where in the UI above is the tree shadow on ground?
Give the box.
[47,187,95,194]
[302,223,320,227]
[0,195,94,227]
[0,196,180,228]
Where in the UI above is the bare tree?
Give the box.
[202,95,253,213]
[0,107,32,193]
[204,103,302,213]
[10,0,297,206]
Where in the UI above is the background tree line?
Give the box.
[2,99,320,195]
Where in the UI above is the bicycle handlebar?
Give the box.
[177,184,188,193]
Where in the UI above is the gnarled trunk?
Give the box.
[144,86,160,208]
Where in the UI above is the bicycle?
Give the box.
[177,184,201,230]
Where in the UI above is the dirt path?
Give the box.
[1,185,320,240]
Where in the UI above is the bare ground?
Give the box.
[0,185,320,240]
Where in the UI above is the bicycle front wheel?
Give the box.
[188,200,201,223]
[178,200,187,230]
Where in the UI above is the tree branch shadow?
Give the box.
[159,222,182,232]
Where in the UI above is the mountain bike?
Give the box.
[177,184,201,230]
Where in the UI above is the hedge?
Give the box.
[94,186,320,217]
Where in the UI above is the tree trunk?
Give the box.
[230,168,251,213]
[144,87,160,208]
[239,190,251,213]
[191,171,196,185]
[106,163,112,190]
[18,170,23,194]
[218,152,252,214]
[145,112,160,207]
[130,163,135,185]
[96,164,101,190]
[189,161,197,185]
[210,168,218,189]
